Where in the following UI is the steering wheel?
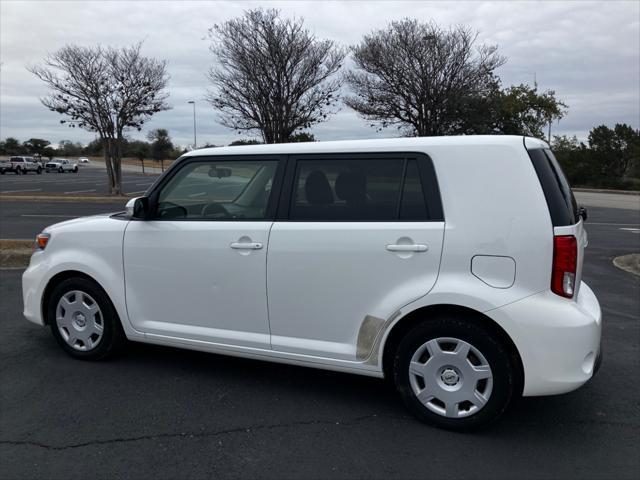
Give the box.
[201,202,230,218]
[157,202,188,219]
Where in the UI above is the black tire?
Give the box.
[37,167,42,174]
[58,167,63,173]
[393,316,515,431]
[0,169,5,175]
[15,167,21,174]
[47,276,126,360]
[73,166,78,173]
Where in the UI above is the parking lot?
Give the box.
[0,164,158,196]
[0,171,638,478]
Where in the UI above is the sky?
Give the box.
[1,0,639,148]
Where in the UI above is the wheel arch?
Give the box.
[381,304,524,396]
[41,270,112,325]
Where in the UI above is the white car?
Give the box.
[45,159,78,173]
[22,136,601,430]
[78,157,90,164]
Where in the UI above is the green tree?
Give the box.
[492,84,567,140]
[0,137,23,155]
[147,128,174,171]
[588,124,640,178]
[289,132,316,142]
[551,135,595,185]
[229,139,262,146]
[22,138,51,156]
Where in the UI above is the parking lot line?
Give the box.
[127,190,147,194]
[21,214,78,218]
[1,189,42,193]
[63,189,97,194]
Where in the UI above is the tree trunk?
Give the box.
[103,137,123,195]
[141,159,145,174]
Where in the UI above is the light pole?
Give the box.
[187,101,197,149]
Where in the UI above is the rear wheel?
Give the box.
[15,166,22,174]
[58,167,63,173]
[73,166,78,173]
[47,277,126,360]
[37,167,42,174]
[393,317,515,431]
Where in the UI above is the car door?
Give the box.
[123,156,284,349]
[267,153,445,361]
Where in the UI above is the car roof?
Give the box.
[183,135,542,158]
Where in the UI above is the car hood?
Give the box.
[43,212,125,233]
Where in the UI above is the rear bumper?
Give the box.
[488,281,602,396]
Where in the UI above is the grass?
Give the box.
[0,239,33,269]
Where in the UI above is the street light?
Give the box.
[187,101,197,149]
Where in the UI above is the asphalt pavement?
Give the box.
[0,203,638,479]
[0,164,158,196]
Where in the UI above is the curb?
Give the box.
[613,254,640,277]
[573,188,640,196]
[0,195,130,203]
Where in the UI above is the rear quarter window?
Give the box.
[528,148,578,226]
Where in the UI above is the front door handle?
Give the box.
[230,242,263,250]
[386,244,428,253]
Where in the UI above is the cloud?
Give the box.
[1,0,638,147]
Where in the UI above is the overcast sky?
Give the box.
[1,0,639,148]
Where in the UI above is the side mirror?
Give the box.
[578,206,588,222]
[126,196,149,219]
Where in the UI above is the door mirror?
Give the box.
[578,206,588,222]
[209,166,232,178]
[126,196,149,219]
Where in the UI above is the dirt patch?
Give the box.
[613,254,640,277]
[0,239,33,269]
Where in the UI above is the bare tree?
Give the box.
[345,19,506,136]
[29,43,170,194]
[207,9,345,143]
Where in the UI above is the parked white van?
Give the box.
[22,136,601,430]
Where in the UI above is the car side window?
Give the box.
[154,160,278,220]
[289,158,429,221]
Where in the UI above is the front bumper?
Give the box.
[488,281,602,396]
[22,251,48,326]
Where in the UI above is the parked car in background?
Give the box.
[0,159,11,174]
[22,136,601,431]
[45,159,79,173]
[78,157,90,164]
[6,156,42,174]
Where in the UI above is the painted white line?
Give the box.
[619,228,640,234]
[21,214,78,218]
[64,189,97,194]
[588,222,640,226]
[127,190,147,194]
[1,188,42,193]
[135,182,152,186]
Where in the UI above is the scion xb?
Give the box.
[22,136,601,430]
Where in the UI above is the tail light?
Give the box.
[552,235,577,298]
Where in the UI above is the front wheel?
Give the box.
[393,317,515,431]
[58,167,63,173]
[73,166,78,173]
[47,277,126,360]
[15,167,22,174]
[37,167,42,174]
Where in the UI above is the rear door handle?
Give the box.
[230,242,263,250]
[386,244,428,252]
